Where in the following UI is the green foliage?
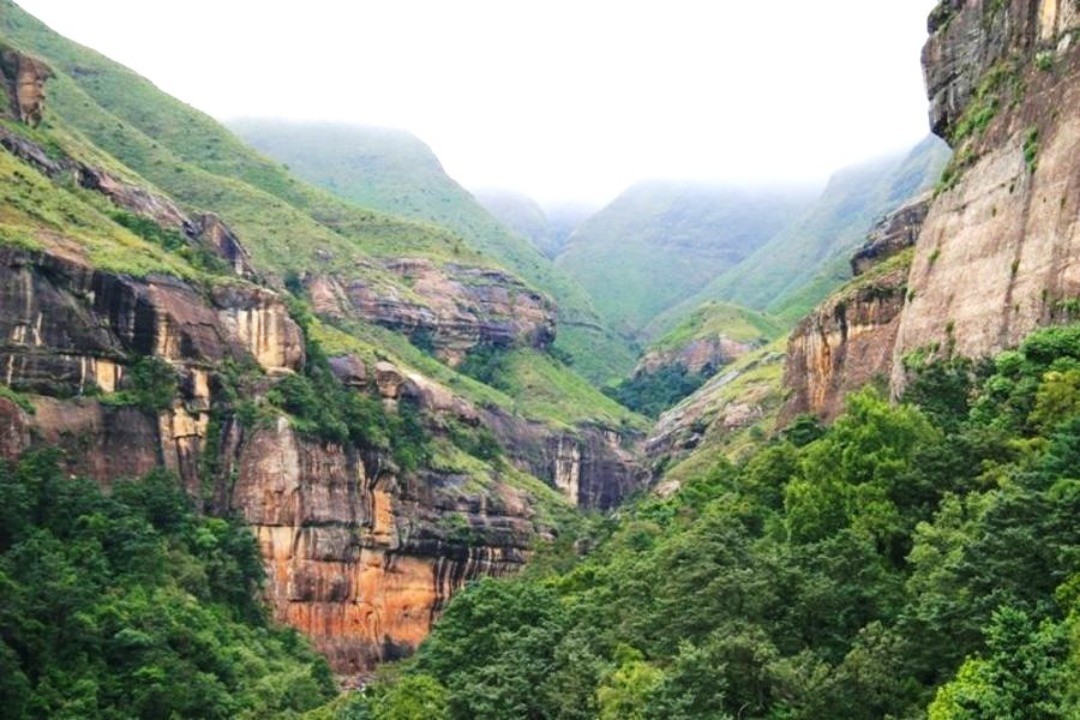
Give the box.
[457,343,512,391]
[0,451,335,719]
[603,364,710,418]
[0,385,35,414]
[414,578,569,720]
[266,316,431,471]
[108,209,231,275]
[100,355,178,412]
[1024,126,1040,173]
[359,322,1080,718]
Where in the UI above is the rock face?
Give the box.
[307,259,556,366]
[850,195,931,276]
[0,47,50,126]
[223,417,538,673]
[892,0,1080,387]
[635,335,755,377]
[0,247,302,397]
[0,249,553,673]
[0,38,636,678]
[782,197,930,422]
[346,358,646,511]
[480,408,645,510]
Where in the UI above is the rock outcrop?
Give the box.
[308,259,556,366]
[782,197,930,422]
[850,195,931,276]
[635,335,755,377]
[0,47,50,126]
[892,0,1080,387]
[0,247,302,397]
[223,417,539,673]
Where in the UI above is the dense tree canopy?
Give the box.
[333,323,1080,719]
[0,452,335,719]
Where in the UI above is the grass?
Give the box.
[0,145,200,278]
[658,340,787,485]
[652,301,783,353]
[499,349,649,430]
[555,182,811,341]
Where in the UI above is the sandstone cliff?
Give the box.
[0,42,643,677]
[892,0,1080,386]
[781,197,930,422]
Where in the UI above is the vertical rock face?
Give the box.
[892,0,1080,387]
[782,197,930,422]
[0,248,303,396]
[781,267,908,423]
[0,48,51,126]
[223,418,537,673]
[0,253,555,674]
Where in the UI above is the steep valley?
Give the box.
[5,0,1080,718]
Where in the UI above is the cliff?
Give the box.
[782,197,930,422]
[0,25,644,678]
[892,0,1080,385]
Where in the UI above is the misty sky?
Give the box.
[16,0,939,206]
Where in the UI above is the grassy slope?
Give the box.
[658,339,788,484]
[0,1,638,431]
[554,181,815,340]
[229,119,637,383]
[650,136,951,332]
[0,3,495,285]
[651,300,785,353]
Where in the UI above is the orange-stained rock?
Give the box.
[0,48,51,126]
[225,419,534,673]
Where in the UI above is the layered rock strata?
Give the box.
[308,258,556,366]
[782,196,930,422]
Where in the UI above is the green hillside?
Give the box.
[651,301,784,352]
[650,136,951,333]
[0,0,641,433]
[554,181,815,340]
[230,119,637,383]
[603,302,784,418]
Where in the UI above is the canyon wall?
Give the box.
[891,0,1080,386]
[781,197,929,422]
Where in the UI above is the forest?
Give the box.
[331,323,1080,719]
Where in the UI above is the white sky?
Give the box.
[16,0,939,206]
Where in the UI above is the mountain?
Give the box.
[473,190,593,259]
[230,119,637,383]
[0,0,649,694]
[645,136,952,335]
[554,181,816,339]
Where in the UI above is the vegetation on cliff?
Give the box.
[340,323,1080,718]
